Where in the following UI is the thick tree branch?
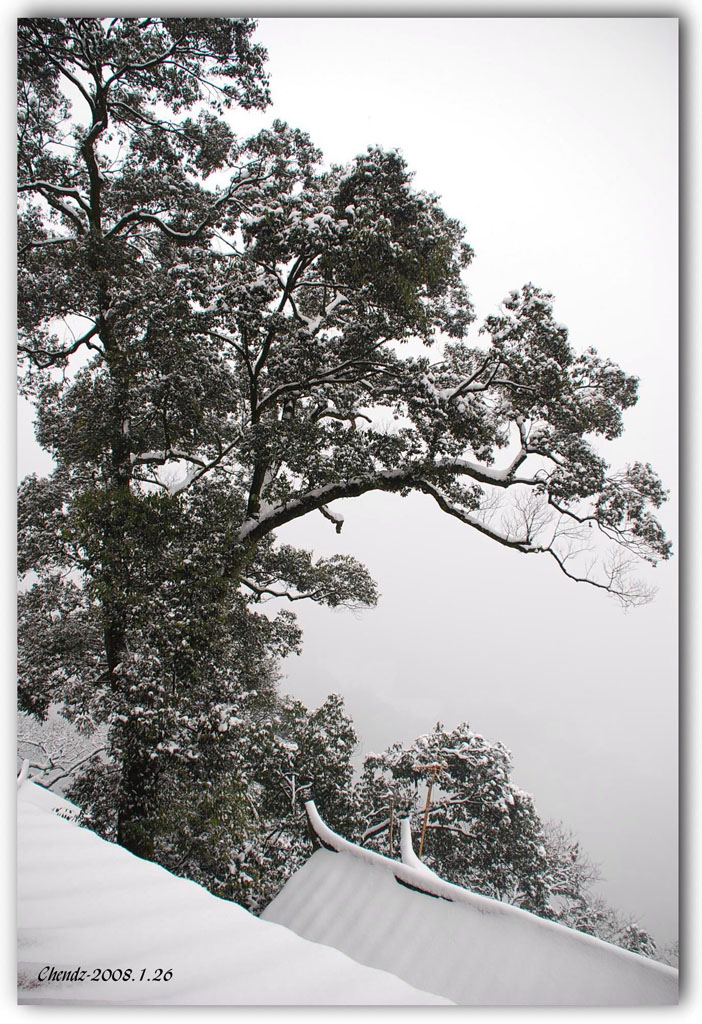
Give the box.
[415,479,534,552]
[104,184,249,241]
[18,235,80,255]
[103,34,186,87]
[240,578,322,603]
[19,323,102,367]
[130,448,208,469]
[18,180,91,215]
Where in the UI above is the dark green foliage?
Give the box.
[18,17,670,882]
[64,688,359,912]
[226,692,360,911]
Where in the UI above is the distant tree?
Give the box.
[540,821,602,919]
[540,821,659,958]
[17,706,106,791]
[18,17,670,861]
[658,940,679,969]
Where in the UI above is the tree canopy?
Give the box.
[17,17,671,860]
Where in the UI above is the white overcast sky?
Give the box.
[8,7,692,960]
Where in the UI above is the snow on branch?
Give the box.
[297,290,350,335]
[17,710,107,791]
[18,180,91,214]
[130,449,208,468]
[319,504,344,533]
[232,452,661,606]
[240,578,323,604]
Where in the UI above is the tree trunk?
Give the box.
[116,722,158,860]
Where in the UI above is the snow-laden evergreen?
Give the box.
[352,721,661,957]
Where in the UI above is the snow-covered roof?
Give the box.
[16,780,448,1006]
[261,801,678,1007]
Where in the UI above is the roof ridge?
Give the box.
[302,800,679,975]
[305,799,492,908]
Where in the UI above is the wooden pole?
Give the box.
[388,797,395,857]
[418,764,439,860]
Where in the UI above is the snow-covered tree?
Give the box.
[137,688,357,912]
[58,679,357,911]
[18,18,671,859]
[17,706,107,791]
[356,722,551,914]
[540,822,660,959]
[355,725,663,959]
[540,821,602,918]
[658,941,679,969]
[229,692,359,911]
[556,892,658,959]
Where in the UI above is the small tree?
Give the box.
[225,692,359,911]
[356,722,552,914]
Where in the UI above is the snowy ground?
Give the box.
[16,781,449,1006]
